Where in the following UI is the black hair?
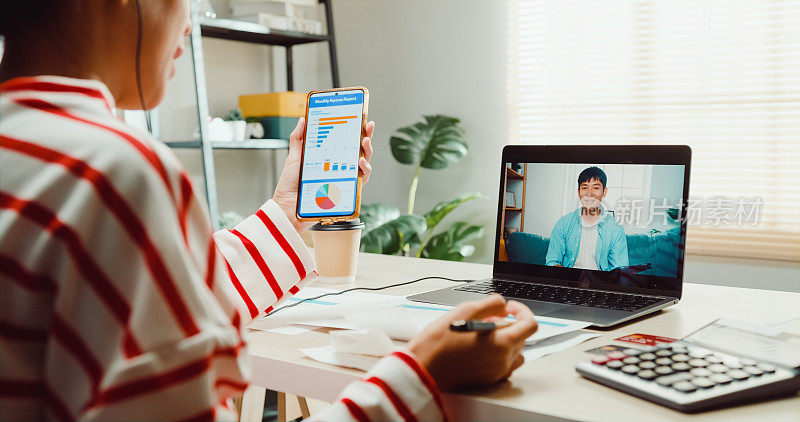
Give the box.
[0,1,56,38]
[578,166,607,190]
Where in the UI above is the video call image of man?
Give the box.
[545,166,629,271]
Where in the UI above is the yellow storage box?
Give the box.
[239,92,307,118]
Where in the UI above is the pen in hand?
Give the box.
[449,319,513,332]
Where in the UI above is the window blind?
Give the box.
[508,0,800,261]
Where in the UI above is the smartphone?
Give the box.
[296,87,369,223]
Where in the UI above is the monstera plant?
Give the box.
[359,115,484,261]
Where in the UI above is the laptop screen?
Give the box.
[495,146,690,297]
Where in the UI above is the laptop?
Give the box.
[408,145,692,327]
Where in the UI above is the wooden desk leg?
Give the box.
[277,392,312,421]
[277,392,287,422]
[237,385,267,422]
[298,396,311,419]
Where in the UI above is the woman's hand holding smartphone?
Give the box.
[272,116,374,233]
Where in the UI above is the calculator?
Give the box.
[575,320,800,413]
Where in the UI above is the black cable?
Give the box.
[266,276,474,317]
[133,0,152,133]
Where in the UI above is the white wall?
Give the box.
[156,0,797,292]
[523,164,569,237]
[333,0,509,263]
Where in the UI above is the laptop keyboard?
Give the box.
[454,280,664,312]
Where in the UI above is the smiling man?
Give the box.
[545,166,629,271]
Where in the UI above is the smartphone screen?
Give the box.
[297,89,365,218]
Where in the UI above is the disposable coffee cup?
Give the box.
[310,219,365,285]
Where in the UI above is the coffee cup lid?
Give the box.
[310,219,365,231]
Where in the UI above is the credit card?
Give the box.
[585,344,630,355]
[615,333,677,346]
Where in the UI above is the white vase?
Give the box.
[229,121,247,142]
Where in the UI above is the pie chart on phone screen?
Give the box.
[315,183,341,210]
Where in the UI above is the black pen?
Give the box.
[449,319,513,332]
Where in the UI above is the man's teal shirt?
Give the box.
[545,207,629,271]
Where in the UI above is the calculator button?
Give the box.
[622,365,640,374]
[622,349,642,356]
[708,364,729,373]
[606,360,624,369]
[710,374,733,385]
[690,368,712,377]
[655,350,673,357]
[636,369,658,380]
[592,356,610,365]
[670,346,689,354]
[607,351,626,360]
[622,357,641,365]
[638,346,658,353]
[655,358,673,366]
[654,366,674,375]
[671,354,690,362]
[724,360,744,369]
[655,372,693,386]
[671,362,691,372]
[639,353,657,361]
[691,377,716,389]
[743,366,764,376]
[638,361,657,370]
[689,359,709,367]
[757,363,776,373]
[689,349,710,358]
[705,355,723,364]
[727,370,750,381]
[672,381,698,393]
[740,359,756,366]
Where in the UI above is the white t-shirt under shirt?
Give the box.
[573,214,600,270]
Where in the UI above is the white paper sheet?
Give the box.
[301,330,601,373]
[299,346,381,372]
[330,329,395,357]
[249,287,591,343]
[264,325,314,335]
[522,331,601,361]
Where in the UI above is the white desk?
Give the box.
[246,253,800,421]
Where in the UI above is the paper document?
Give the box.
[264,325,313,336]
[300,346,381,372]
[250,287,590,343]
[522,331,601,361]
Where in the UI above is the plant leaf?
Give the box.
[359,203,400,235]
[360,215,427,255]
[389,114,468,169]
[423,192,484,233]
[420,222,484,261]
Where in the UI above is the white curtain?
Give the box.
[507,0,800,260]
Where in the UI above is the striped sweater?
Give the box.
[0,76,445,421]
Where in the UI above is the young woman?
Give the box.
[0,1,538,420]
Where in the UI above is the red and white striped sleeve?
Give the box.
[312,350,447,422]
[212,199,317,322]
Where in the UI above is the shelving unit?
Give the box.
[500,164,527,236]
[165,139,290,149]
[176,0,340,228]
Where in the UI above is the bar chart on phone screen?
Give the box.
[299,91,364,216]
